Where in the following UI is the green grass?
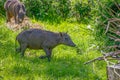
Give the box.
[0,17,107,80]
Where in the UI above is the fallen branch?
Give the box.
[84,57,120,65]
[84,56,103,64]
[84,51,120,65]
[105,18,120,34]
[107,45,120,49]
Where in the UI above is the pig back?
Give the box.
[27,30,46,49]
[17,29,32,44]
[17,29,61,49]
[4,0,18,16]
[27,29,60,49]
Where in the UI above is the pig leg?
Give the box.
[20,44,27,57]
[14,8,18,24]
[6,12,11,22]
[15,15,18,24]
[16,47,21,53]
[40,48,52,61]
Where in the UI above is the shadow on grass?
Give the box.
[8,53,102,80]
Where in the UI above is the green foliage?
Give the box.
[0,0,5,17]
[93,0,120,52]
[0,0,93,23]
[74,1,91,22]
[24,0,71,22]
[24,0,92,23]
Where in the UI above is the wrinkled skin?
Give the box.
[4,0,26,24]
[16,29,76,61]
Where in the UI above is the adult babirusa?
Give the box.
[4,0,26,24]
[15,29,76,61]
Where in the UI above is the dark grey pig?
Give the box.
[16,29,76,61]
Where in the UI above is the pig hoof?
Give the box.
[20,55,24,57]
[39,56,46,59]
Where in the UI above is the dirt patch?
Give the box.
[6,17,43,31]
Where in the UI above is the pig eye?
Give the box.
[65,37,68,40]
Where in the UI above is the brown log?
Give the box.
[115,39,120,42]
[107,64,120,80]
[107,45,120,49]
[106,7,116,18]
[115,2,120,10]
[116,31,120,35]
[105,19,120,33]
[108,34,118,40]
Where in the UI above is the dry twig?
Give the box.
[84,51,120,65]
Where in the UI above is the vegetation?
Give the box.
[0,17,107,80]
[0,0,120,80]
[95,0,120,52]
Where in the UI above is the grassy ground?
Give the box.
[0,17,107,80]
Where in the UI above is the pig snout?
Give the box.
[65,39,76,47]
[19,19,22,22]
[68,41,76,47]
[71,43,76,47]
[61,33,76,47]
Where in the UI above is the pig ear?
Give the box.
[59,32,63,37]
[66,31,68,34]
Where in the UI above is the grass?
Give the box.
[0,17,107,80]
